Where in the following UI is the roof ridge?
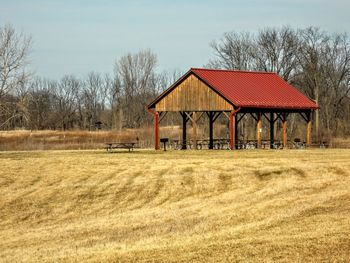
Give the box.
[191,67,276,75]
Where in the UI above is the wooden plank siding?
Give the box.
[155,74,234,112]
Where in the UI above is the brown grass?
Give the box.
[0,130,135,151]
[0,127,184,151]
[331,137,350,148]
[0,149,349,262]
[1,129,349,151]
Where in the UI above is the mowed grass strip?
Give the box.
[0,149,349,262]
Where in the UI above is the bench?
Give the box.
[292,138,306,149]
[106,142,138,152]
[170,139,231,150]
[310,141,329,148]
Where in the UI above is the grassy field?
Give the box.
[0,128,180,151]
[0,149,349,262]
[0,130,142,151]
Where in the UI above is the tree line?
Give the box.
[1,24,349,137]
[0,24,178,130]
[209,26,350,137]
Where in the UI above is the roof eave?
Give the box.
[147,68,238,109]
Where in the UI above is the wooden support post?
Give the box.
[315,108,319,143]
[182,112,187,150]
[155,112,159,150]
[147,108,160,150]
[256,112,262,149]
[306,111,312,146]
[282,113,287,148]
[192,112,197,150]
[209,112,214,149]
[229,111,235,150]
[235,114,238,149]
[270,112,274,149]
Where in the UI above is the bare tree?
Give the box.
[294,27,330,139]
[253,26,299,81]
[323,33,350,134]
[207,27,299,81]
[114,49,157,128]
[295,29,350,136]
[0,24,31,99]
[99,73,113,128]
[208,32,254,70]
[26,78,55,130]
[53,76,80,130]
[0,24,31,129]
[106,73,122,129]
[81,72,104,130]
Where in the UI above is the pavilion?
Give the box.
[147,68,319,150]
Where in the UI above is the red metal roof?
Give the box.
[191,68,318,110]
[148,68,319,110]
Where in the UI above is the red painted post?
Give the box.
[229,111,235,150]
[229,107,241,150]
[154,112,160,150]
[282,112,287,149]
[306,111,312,147]
[147,108,160,150]
[256,112,262,149]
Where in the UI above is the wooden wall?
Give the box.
[155,74,234,111]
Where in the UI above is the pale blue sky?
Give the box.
[1,0,349,79]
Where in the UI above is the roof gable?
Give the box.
[154,73,234,111]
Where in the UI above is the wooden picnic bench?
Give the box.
[106,142,138,152]
[310,141,329,148]
[170,139,230,150]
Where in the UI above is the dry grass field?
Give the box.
[0,128,181,151]
[0,149,349,262]
[0,130,142,151]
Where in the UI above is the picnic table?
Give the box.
[310,141,329,148]
[106,142,138,152]
[170,139,230,150]
[236,140,283,149]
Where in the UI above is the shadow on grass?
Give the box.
[255,167,306,180]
